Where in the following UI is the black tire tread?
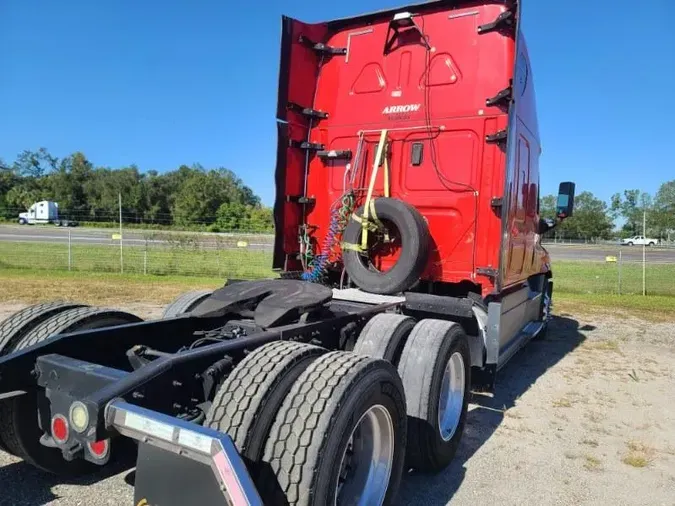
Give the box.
[206,341,325,460]
[13,307,140,351]
[342,197,430,295]
[353,313,416,363]
[397,319,470,472]
[162,290,213,318]
[0,301,87,454]
[261,352,394,505]
[0,301,86,356]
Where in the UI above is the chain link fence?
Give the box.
[546,243,675,297]
[0,228,275,279]
[1,226,674,297]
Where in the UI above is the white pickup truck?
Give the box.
[621,235,659,246]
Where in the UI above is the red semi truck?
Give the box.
[0,2,574,505]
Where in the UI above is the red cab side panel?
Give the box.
[500,31,546,290]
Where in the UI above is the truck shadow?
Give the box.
[396,314,587,506]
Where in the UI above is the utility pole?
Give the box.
[642,209,646,296]
[119,193,124,274]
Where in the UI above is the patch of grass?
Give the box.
[622,454,650,468]
[552,397,573,408]
[554,292,675,322]
[0,269,225,305]
[584,340,621,353]
[583,454,603,471]
[552,260,675,298]
[0,241,274,279]
[622,441,656,468]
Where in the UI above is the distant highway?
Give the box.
[544,243,675,263]
[0,225,274,251]
[1,226,673,263]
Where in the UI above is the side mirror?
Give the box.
[556,182,576,220]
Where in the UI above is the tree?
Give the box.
[0,147,271,229]
[214,203,274,232]
[539,195,557,221]
[563,191,614,240]
[0,167,20,218]
[12,148,58,177]
[610,189,653,236]
[540,191,613,240]
[172,167,260,226]
[652,180,675,239]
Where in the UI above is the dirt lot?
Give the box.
[1,303,673,506]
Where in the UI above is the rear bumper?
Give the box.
[108,400,263,506]
[32,353,262,505]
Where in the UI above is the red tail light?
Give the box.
[87,439,110,460]
[51,415,69,444]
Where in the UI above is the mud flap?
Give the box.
[134,443,224,506]
[107,400,262,506]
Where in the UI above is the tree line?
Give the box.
[1,148,673,240]
[539,182,675,241]
[0,148,274,232]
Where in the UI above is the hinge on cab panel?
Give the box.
[287,102,329,120]
[298,36,347,56]
[486,84,513,108]
[477,8,516,36]
[289,139,325,151]
[477,267,499,278]
[318,150,353,161]
[491,197,503,210]
[486,129,508,145]
[286,196,316,205]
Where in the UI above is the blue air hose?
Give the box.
[302,192,355,282]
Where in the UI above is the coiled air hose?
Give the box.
[302,192,355,282]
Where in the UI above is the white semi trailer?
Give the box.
[18,201,77,226]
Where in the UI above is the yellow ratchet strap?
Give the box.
[361,129,389,250]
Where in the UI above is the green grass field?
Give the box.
[1,240,674,319]
[0,241,274,279]
[551,260,675,297]
[1,241,672,296]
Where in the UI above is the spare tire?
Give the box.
[342,198,429,295]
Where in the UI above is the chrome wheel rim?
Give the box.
[438,352,466,442]
[334,405,394,506]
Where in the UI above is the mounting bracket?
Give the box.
[299,36,347,56]
[287,102,329,120]
[478,9,516,36]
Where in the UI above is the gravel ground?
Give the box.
[1,303,674,505]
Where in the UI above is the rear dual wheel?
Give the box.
[398,320,471,472]
[0,303,141,475]
[0,302,86,454]
[207,342,407,506]
[354,314,471,473]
